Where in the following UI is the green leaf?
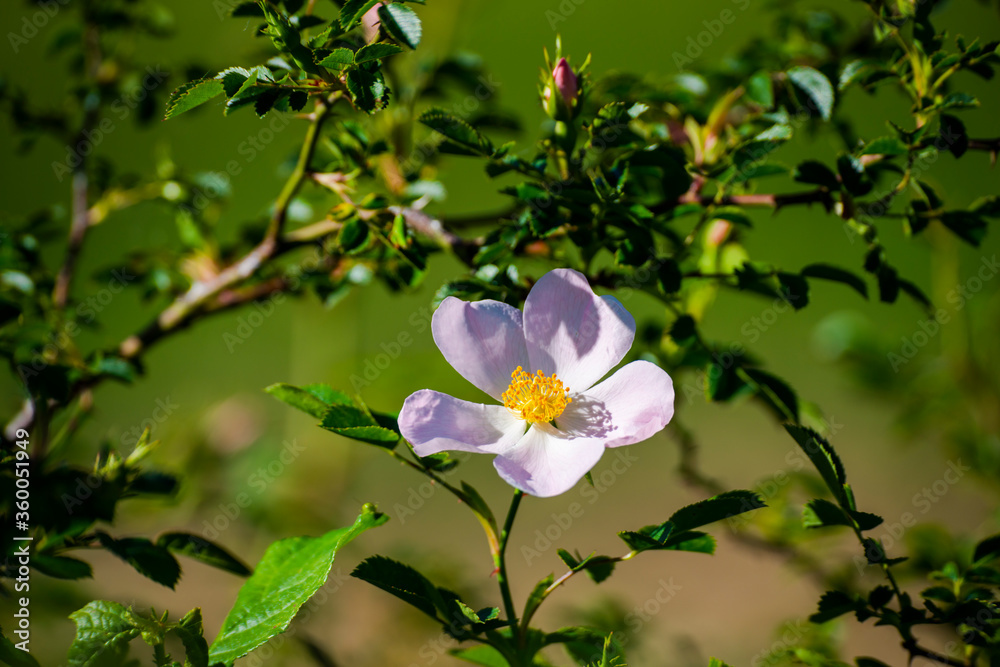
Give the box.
[898,278,932,311]
[0,632,40,667]
[657,258,682,294]
[802,498,852,529]
[837,154,872,196]
[851,510,884,531]
[868,585,893,608]
[941,211,987,247]
[209,504,387,665]
[706,361,752,403]
[215,66,252,97]
[839,59,889,91]
[793,160,840,190]
[921,586,956,603]
[352,555,441,619]
[669,490,766,532]
[225,67,275,115]
[556,550,615,584]
[746,70,773,109]
[784,425,848,507]
[97,534,181,589]
[460,482,498,533]
[321,404,400,447]
[801,263,868,299]
[339,0,380,29]
[665,531,716,554]
[709,659,735,667]
[940,114,969,158]
[856,658,893,667]
[354,42,403,65]
[378,3,422,49]
[351,554,478,630]
[68,601,140,667]
[744,368,800,421]
[546,627,624,666]
[974,534,1000,562]
[265,383,327,419]
[938,92,979,110]
[164,78,224,120]
[318,47,355,68]
[31,554,93,579]
[810,590,862,623]
[669,315,697,346]
[860,136,907,156]
[712,206,753,228]
[346,68,389,113]
[971,196,1000,218]
[777,272,810,310]
[172,608,210,667]
[419,108,494,155]
[522,574,554,627]
[451,645,509,667]
[156,532,252,577]
[787,66,835,120]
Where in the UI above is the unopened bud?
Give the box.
[706,219,732,247]
[362,3,383,43]
[553,57,578,107]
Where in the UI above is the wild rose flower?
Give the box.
[398,268,674,497]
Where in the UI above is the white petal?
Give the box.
[399,390,525,457]
[557,361,674,448]
[432,296,530,401]
[493,424,605,497]
[522,268,636,392]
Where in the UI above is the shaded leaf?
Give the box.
[801,263,868,299]
[97,534,181,589]
[803,498,851,529]
[669,490,766,532]
[419,108,493,155]
[378,3,421,49]
[156,532,252,577]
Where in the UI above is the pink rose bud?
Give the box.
[362,3,383,43]
[553,58,578,107]
[706,219,732,247]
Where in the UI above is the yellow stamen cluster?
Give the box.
[502,366,571,424]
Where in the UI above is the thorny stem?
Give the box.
[116,95,337,361]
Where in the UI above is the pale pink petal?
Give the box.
[492,424,605,497]
[399,390,525,457]
[522,269,636,392]
[557,361,674,448]
[432,297,530,401]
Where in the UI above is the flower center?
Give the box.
[502,366,571,424]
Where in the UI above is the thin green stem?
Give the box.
[520,552,635,633]
[497,490,524,648]
[268,93,339,241]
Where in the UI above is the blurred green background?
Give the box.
[2,0,1000,664]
